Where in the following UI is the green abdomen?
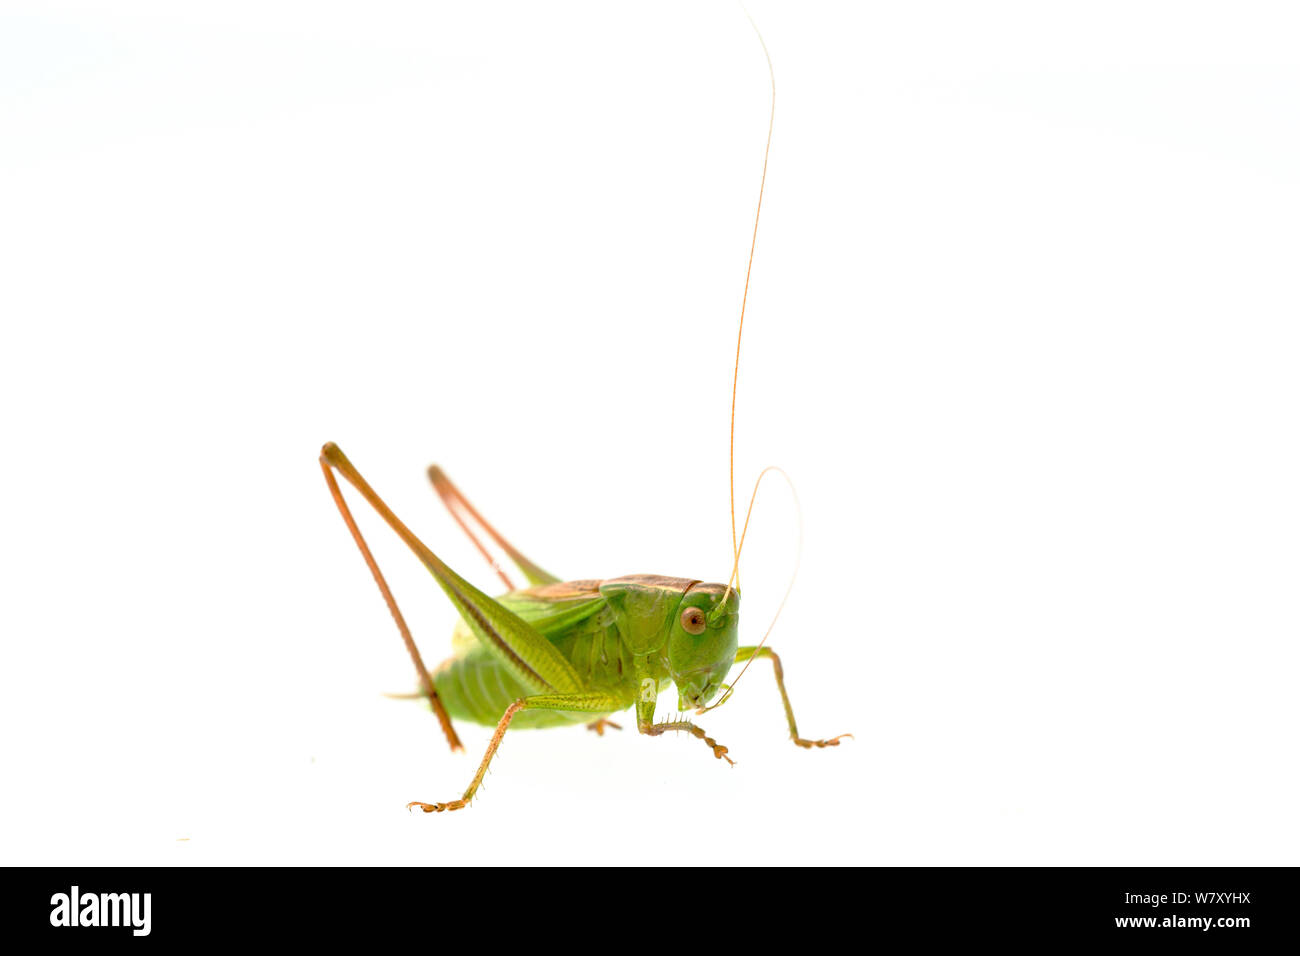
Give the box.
[432,607,634,728]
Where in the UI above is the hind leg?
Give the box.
[321,447,463,752]
[426,465,560,589]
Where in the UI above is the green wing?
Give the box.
[451,579,608,652]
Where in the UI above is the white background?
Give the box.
[2,1,1298,866]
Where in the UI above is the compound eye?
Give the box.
[680,606,707,635]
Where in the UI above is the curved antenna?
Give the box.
[724,6,776,602]
[702,465,803,714]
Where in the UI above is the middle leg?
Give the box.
[407,691,626,812]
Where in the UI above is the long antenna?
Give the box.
[726,7,776,598]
